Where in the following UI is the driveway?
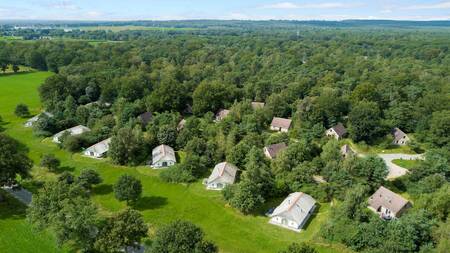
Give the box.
[377,153,424,180]
[1,186,33,206]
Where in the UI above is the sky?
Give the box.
[0,0,449,21]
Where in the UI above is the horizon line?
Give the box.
[1,18,450,22]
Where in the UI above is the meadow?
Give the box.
[0,72,351,253]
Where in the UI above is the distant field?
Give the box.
[78,25,199,32]
[0,65,34,74]
[0,72,351,253]
[0,36,23,41]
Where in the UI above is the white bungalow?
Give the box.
[83,138,112,158]
[151,144,176,168]
[325,123,347,140]
[52,125,91,143]
[205,162,238,190]
[24,112,53,127]
[269,192,316,232]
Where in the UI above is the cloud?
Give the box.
[47,0,80,10]
[262,1,363,9]
[405,1,450,10]
[263,2,299,9]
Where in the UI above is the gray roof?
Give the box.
[330,123,347,137]
[54,125,90,139]
[392,128,408,142]
[215,109,230,121]
[207,162,238,185]
[177,119,186,131]
[341,144,354,156]
[25,111,53,124]
[264,143,287,159]
[271,192,316,224]
[152,145,176,164]
[271,117,292,129]
[85,138,111,155]
[368,186,410,215]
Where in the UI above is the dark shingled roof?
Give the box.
[331,123,347,137]
[264,143,287,159]
[139,112,153,126]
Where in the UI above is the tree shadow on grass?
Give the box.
[132,196,168,211]
[92,184,113,196]
[0,190,27,220]
[56,166,76,173]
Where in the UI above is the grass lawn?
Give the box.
[392,159,420,170]
[0,72,351,253]
[344,139,417,155]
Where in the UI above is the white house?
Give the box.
[205,162,238,190]
[24,112,53,127]
[52,125,91,143]
[270,117,292,132]
[368,186,411,220]
[151,144,176,168]
[83,138,112,158]
[391,128,410,146]
[269,192,316,232]
[325,123,347,140]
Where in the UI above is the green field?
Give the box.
[0,36,23,41]
[0,72,350,253]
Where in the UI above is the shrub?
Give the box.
[15,103,30,118]
[40,154,60,172]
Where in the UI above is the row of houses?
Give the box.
[268,185,411,232]
[25,112,411,233]
[325,122,410,146]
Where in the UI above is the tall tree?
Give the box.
[348,101,383,143]
[95,208,148,253]
[150,220,217,253]
[0,134,32,201]
[114,174,142,205]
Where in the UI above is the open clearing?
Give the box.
[0,72,350,253]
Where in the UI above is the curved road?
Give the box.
[377,153,424,180]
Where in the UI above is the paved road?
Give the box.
[377,153,424,180]
[1,186,33,206]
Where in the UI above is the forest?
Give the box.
[0,23,449,253]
